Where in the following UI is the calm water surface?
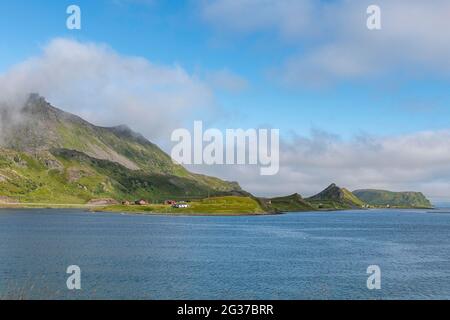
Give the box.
[0,208,449,299]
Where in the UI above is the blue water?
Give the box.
[0,209,450,300]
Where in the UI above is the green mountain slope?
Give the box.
[306,183,365,210]
[262,193,316,212]
[101,196,266,215]
[0,94,243,204]
[353,189,433,208]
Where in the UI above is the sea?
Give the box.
[1,208,449,299]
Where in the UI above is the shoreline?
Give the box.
[0,203,435,217]
[0,203,101,209]
[0,201,276,216]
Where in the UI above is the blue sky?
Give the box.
[1,0,450,198]
[1,0,449,138]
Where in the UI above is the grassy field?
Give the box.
[0,148,244,205]
[353,189,433,208]
[0,203,98,209]
[306,199,356,210]
[0,96,242,205]
[95,196,268,216]
[265,193,316,212]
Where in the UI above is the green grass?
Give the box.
[265,193,316,212]
[1,97,240,202]
[97,196,267,215]
[306,184,366,210]
[0,147,246,205]
[306,199,355,210]
[342,188,365,207]
[353,189,433,208]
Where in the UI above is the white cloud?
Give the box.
[113,0,156,7]
[187,129,450,200]
[0,38,216,142]
[1,38,448,201]
[199,0,450,85]
[206,68,249,93]
[200,0,316,39]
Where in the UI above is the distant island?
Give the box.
[0,94,433,215]
[261,184,433,213]
[353,189,432,209]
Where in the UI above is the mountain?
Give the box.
[306,183,365,209]
[261,193,316,212]
[0,94,434,212]
[353,189,433,208]
[0,94,244,204]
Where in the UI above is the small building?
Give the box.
[172,203,189,209]
[135,199,148,206]
[165,200,177,205]
[122,201,131,205]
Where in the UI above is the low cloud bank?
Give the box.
[200,0,450,86]
[1,37,448,200]
[188,129,450,200]
[0,38,216,142]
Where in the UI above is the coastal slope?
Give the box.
[353,189,433,208]
[0,94,244,204]
[306,183,365,210]
[262,193,316,212]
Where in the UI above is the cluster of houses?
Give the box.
[121,200,148,206]
[121,199,189,209]
[164,200,189,208]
